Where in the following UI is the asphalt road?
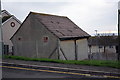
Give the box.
[0,62,120,80]
[2,66,92,78]
[1,62,120,79]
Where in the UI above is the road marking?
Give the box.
[1,66,90,76]
[103,75,120,79]
[1,65,120,79]
[1,61,119,74]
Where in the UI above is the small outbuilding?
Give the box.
[11,12,90,60]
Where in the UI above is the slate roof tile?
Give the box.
[32,12,90,38]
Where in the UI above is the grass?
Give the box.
[4,55,120,69]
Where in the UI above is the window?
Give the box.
[43,36,49,43]
[17,37,22,41]
[109,46,113,48]
[18,37,21,40]
[10,22,15,27]
[99,46,102,48]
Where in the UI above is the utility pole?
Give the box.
[118,2,120,61]
[95,30,98,36]
[0,0,2,58]
[0,0,2,79]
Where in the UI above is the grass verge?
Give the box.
[4,55,120,69]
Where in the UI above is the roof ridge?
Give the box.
[30,11,67,18]
[11,11,90,40]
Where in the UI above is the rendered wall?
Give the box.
[88,46,116,53]
[59,38,88,60]
[59,40,75,60]
[76,39,88,60]
[11,14,58,59]
[2,17,21,52]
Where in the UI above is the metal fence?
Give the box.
[88,52,118,60]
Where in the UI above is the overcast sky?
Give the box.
[1,0,119,35]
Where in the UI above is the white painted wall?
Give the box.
[2,17,21,52]
[89,46,100,53]
[59,38,88,60]
[88,46,116,53]
[59,40,75,60]
[106,46,116,53]
[76,39,88,60]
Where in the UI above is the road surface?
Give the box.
[2,66,92,78]
[1,61,120,79]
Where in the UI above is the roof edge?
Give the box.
[12,15,22,24]
[2,15,22,25]
[30,11,67,18]
[10,12,31,40]
[2,16,13,25]
[60,36,90,41]
[2,10,11,16]
[65,17,90,37]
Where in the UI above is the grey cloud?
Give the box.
[1,0,119,35]
[2,2,69,21]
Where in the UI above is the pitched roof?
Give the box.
[1,10,22,24]
[11,12,90,40]
[32,12,90,39]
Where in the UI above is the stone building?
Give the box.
[11,12,90,60]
